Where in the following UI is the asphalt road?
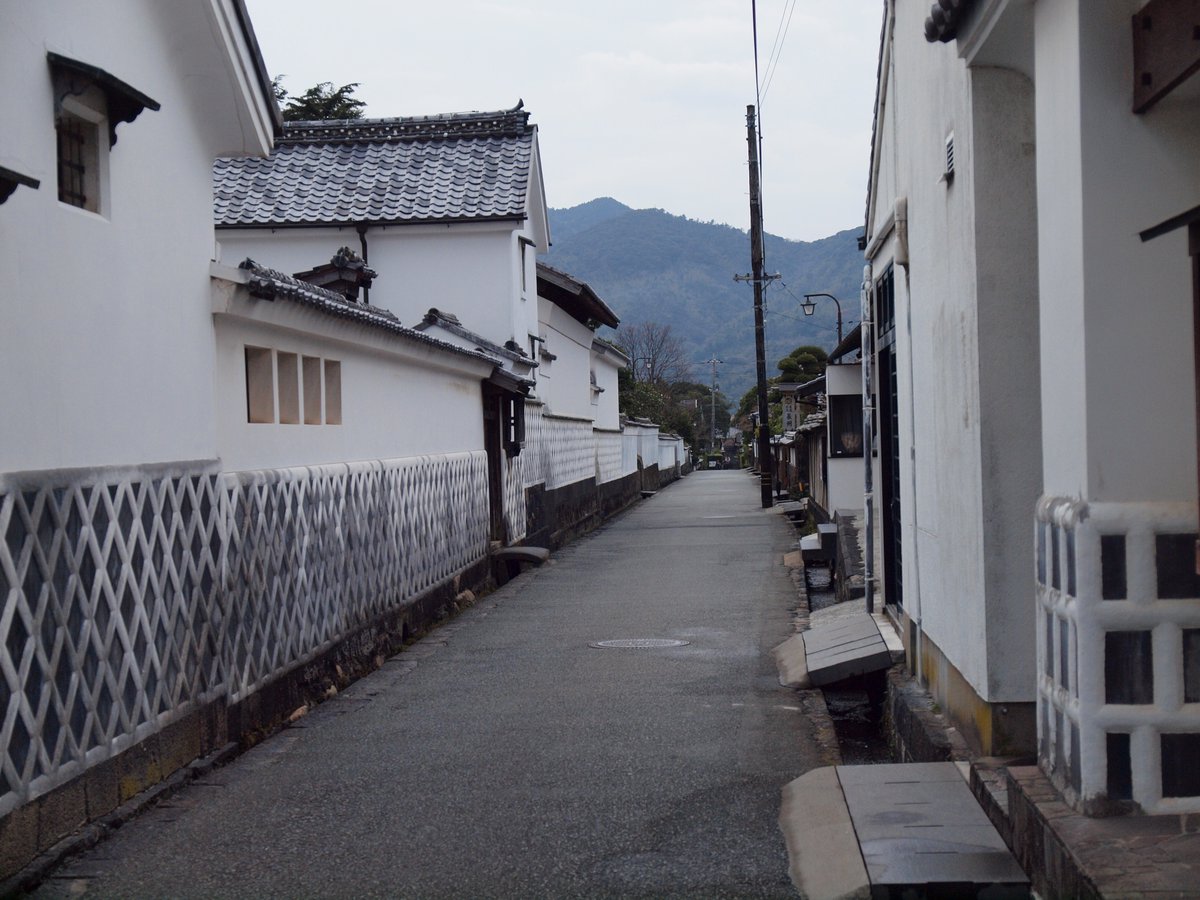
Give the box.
[35,471,825,899]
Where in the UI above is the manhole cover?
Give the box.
[588,638,690,649]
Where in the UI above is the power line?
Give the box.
[760,0,798,103]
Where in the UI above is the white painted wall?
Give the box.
[213,320,487,474]
[535,297,595,421]
[0,0,271,474]
[864,0,1041,703]
[1035,0,1199,505]
[218,219,536,354]
[591,345,624,431]
[825,363,864,513]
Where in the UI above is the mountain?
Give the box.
[543,198,863,404]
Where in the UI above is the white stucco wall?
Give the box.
[0,1,271,474]
[825,362,865,513]
[218,219,536,355]
[535,297,596,421]
[591,345,624,431]
[865,0,1041,703]
[210,268,493,472]
[1035,0,1199,505]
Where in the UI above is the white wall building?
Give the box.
[877,0,1200,815]
[0,0,276,866]
[0,3,552,870]
[213,107,551,547]
[863,0,1042,756]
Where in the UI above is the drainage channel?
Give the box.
[805,566,893,764]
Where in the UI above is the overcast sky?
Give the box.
[244,0,883,243]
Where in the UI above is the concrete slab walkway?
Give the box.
[781,763,1029,898]
[31,471,829,898]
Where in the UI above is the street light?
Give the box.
[801,292,844,346]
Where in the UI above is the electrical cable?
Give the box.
[760,0,798,103]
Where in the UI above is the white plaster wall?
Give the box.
[867,0,1041,702]
[826,363,860,397]
[1032,1,1089,500]
[536,298,595,421]
[826,362,865,512]
[592,351,623,430]
[1035,1,1199,504]
[218,221,529,352]
[0,1,270,474]
[971,65,1041,700]
[876,1,988,696]
[214,317,485,473]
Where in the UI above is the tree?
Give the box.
[617,321,691,385]
[616,371,732,448]
[777,345,828,384]
[272,76,366,121]
[735,344,829,430]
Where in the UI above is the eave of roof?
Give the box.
[536,262,620,329]
[0,166,39,204]
[231,0,283,136]
[415,308,534,366]
[777,375,827,399]
[47,52,160,147]
[924,0,979,43]
[235,260,495,365]
[829,323,864,365]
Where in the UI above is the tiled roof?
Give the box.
[214,104,534,227]
[237,260,495,364]
[414,308,532,365]
[536,262,620,329]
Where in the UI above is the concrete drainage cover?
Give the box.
[589,638,690,649]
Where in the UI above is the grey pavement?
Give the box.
[33,471,825,899]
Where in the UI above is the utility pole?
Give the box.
[704,356,721,454]
[744,105,773,508]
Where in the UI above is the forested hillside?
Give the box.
[544,198,863,402]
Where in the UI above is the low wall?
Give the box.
[0,453,491,879]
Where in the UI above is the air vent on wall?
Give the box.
[944,133,956,184]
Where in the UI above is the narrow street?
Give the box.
[34,471,826,899]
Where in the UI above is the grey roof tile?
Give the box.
[214,105,534,227]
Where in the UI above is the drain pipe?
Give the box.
[356,222,370,305]
[896,196,925,683]
[861,262,875,614]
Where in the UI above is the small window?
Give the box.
[245,347,275,423]
[54,85,107,214]
[303,356,323,424]
[49,53,158,215]
[277,352,300,424]
[247,347,340,425]
[502,395,525,456]
[56,106,103,211]
[827,395,864,457]
[324,360,342,425]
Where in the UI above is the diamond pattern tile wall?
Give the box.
[0,452,488,816]
[222,453,488,701]
[0,466,225,817]
[595,431,625,485]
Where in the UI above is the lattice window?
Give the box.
[1037,496,1200,815]
[245,347,341,425]
[54,105,102,213]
